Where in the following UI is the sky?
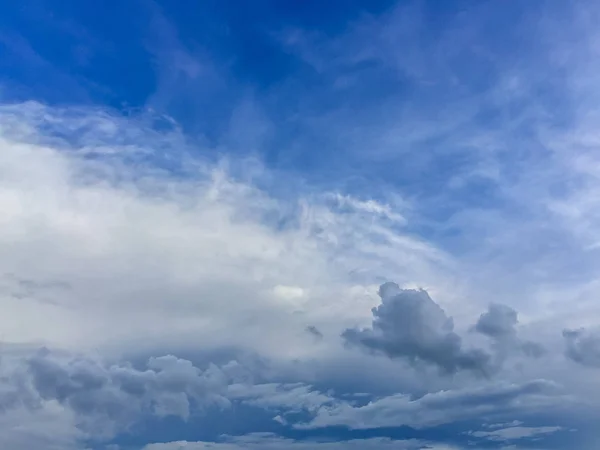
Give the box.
[1,0,600,448]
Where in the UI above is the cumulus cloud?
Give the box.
[342,282,491,375]
[563,328,600,368]
[0,344,570,448]
[28,350,231,421]
[0,347,233,442]
[474,304,519,340]
[474,304,545,359]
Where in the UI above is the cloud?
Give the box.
[0,101,451,360]
[0,347,233,442]
[467,425,563,442]
[342,282,491,375]
[305,326,324,340]
[142,433,448,450]
[474,304,519,340]
[0,404,85,450]
[563,328,600,368]
[3,1,600,447]
[29,350,231,419]
[302,379,563,430]
[474,304,545,359]
[227,382,334,414]
[483,420,524,430]
[0,344,571,448]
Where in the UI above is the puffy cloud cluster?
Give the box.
[29,350,230,421]
[342,283,550,377]
[0,348,232,442]
[0,345,571,449]
[342,283,491,375]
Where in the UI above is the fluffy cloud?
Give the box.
[563,328,600,368]
[0,344,570,449]
[474,304,519,340]
[474,304,545,359]
[0,347,234,444]
[342,283,491,375]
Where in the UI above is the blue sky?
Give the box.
[1,0,600,449]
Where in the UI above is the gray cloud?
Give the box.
[0,348,234,442]
[475,304,518,340]
[563,328,600,368]
[0,345,570,448]
[30,349,231,418]
[305,326,324,340]
[342,282,491,375]
[302,379,563,430]
[474,304,545,359]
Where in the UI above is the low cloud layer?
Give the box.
[0,345,570,449]
[142,434,452,450]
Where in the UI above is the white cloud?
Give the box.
[0,95,597,448]
[0,102,453,360]
[142,433,457,450]
[468,425,563,442]
[301,380,565,430]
